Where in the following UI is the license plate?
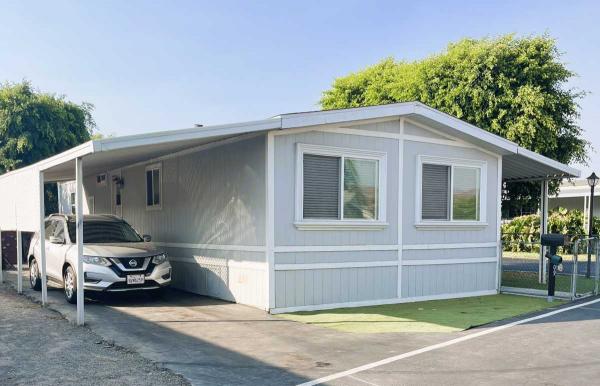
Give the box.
[127,274,145,285]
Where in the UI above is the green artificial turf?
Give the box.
[278,294,562,333]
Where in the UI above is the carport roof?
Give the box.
[0,101,580,182]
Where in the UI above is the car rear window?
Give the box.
[67,220,143,243]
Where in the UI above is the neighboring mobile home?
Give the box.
[0,102,580,313]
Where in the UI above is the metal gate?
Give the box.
[572,238,600,298]
[500,237,600,300]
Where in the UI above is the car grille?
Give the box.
[120,257,146,269]
[108,256,156,278]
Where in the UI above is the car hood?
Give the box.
[83,242,163,258]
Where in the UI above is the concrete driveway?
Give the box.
[3,270,452,385]
[5,270,600,385]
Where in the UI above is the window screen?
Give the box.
[344,158,378,219]
[452,167,480,220]
[421,164,450,220]
[303,154,340,219]
[146,167,161,207]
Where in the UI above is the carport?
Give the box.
[0,118,279,325]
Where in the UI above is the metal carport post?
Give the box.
[539,179,549,284]
[38,171,48,305]
[76,157,84,326]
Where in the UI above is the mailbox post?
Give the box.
[541,234,566,302]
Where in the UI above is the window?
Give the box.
[421,164,450,220]
[44,220,56,240]
[417,155,486,226]
[145,163,162,209]
[53,221,65,241]
[68,219,143,244]
[70,193,76,215]
[296,144,387,229]
[96,173,107,186]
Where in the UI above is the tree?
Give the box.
[320,35,588,216]
[0,81,95,172]
[0,81,96,214]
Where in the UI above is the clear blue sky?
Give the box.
[1,0,598,175]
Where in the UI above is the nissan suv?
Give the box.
[28,214,172,303]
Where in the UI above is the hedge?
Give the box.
[501,207,599,252]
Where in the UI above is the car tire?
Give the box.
[63,265,77,304]
[29,257,42,291]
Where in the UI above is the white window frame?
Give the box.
[415,155,487,229]
[145,163,163,211]
[295,143,387,230]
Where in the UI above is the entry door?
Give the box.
[109,169,122,218]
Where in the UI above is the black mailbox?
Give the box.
[540,233,567,300]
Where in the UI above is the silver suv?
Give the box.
[28,214,172,303]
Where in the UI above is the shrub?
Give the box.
[501,207,592,252]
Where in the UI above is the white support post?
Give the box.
[16,230,22,293]
[76,157,85,325]
[39,171,48,305]
[265,132,275,311]
[539,180,549,284]
[397,118,405,298]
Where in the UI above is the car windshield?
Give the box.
[67,220,143,243]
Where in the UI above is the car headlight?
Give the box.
[82,255,112,267]
[152,253,168,265]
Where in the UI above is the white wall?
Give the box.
[0,167,41,232]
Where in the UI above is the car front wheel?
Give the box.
[29,258,41,291]
[63,266,77,304]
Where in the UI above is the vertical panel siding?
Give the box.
[401,262,496,298]
[274,266,397,309]
[403,121,452,140]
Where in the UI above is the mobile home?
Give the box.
[0,102,580,313]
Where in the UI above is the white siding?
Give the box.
[0,168,41,232]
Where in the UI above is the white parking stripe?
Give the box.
[298,297,600,386]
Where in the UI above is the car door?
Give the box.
[46,219,69,281]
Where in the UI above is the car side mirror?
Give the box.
[49,236,64,244]
[142,234,152,242]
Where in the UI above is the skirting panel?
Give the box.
[274,265,397,309]
[270,289,497,314]
[401,262,496,298]
[170,257,267,310]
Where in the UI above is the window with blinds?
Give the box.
[421,164,450,220]
[303,154,340,219]
[420,161,482,222]
[302,152,380,221]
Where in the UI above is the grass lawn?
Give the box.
[502,271,597,294]
[278,294,562,334]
